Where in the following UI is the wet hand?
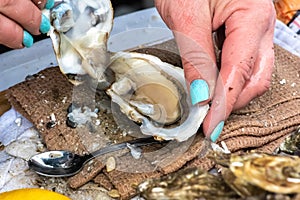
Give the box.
[155,0,276,142]
[0,0,54,48]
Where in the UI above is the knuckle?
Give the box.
[235,60,253,81]
[244,0,276,29]
[183,62,201,83]
[0,0,13,8]
[255,1,276,23]
[0,16,22,48]
[24,8,41,35]
[256,78,271,96]
[182,50,216,82]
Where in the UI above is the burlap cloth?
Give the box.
[6,40,300,199]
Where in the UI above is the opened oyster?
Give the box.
[46,0,209,141]
[106,52,209,141]
[46,0,113,85]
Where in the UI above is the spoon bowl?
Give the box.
[28,151,90,177]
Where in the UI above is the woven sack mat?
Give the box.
[6,40,300,199]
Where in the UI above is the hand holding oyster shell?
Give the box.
[155,0,276,142]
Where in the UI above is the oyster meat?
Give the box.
[106,52,209,141]
[46,0,113,85]
[46,0,209,141]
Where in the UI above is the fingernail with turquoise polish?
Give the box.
[40,14,50,34]
[210,121,224,142]
[45,0,54,9]
[190,79,209,105]
[23,31,34,48]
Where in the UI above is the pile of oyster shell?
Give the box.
[138,127,300,200]
[45,0,209,142]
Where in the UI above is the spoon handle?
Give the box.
[85,137,166,161]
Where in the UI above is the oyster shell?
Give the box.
[210,151,300,194]
[138,167,237,200]
[230,153,300,194]
[276,127,300,155]
[47,0,113,85]
[106,52,209,141]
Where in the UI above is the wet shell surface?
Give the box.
[106,52,209,141]
[47,0,113,85]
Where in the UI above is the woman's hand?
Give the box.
[155,0,276,142]
[0,0,54,48]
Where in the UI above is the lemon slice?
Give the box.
[0,188,70,200]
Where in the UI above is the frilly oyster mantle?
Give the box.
[46,0,209,141]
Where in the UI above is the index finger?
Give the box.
[203,1,276,140]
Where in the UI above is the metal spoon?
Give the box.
[28,137,165,177]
